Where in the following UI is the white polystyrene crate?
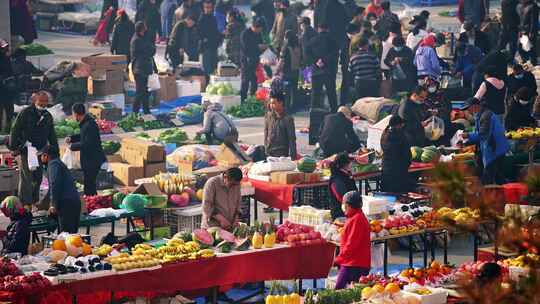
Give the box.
[208,95,241,111]
[402,286,448,304]
[176,80,201,97]
[362,195,390,215]
[210,75,241,91]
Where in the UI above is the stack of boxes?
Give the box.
[109,138,167,186]
[82,54,127,97]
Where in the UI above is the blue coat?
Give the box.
[468,108,509,167]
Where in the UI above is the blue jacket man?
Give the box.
[463,98,509,185]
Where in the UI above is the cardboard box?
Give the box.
[215,143,251,167]
[217,63,240,77]
[270,171,305,185]
[144,162,166,177]
[193,165,230,178]
[120,138,166,166]
[88,70,125,96]
[109,162,144,186]
[304,172,321,183]
[106,154,123,163]
[88,102,123,121]
[133,182,163,196]
[158,73,178,102]
[82,54,128,71]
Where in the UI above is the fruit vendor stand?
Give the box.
[7,242,336,304]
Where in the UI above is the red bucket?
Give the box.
[502,183,529,204]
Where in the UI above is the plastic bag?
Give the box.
[391,64,407,80]
[147,74,161,91]
[61,147,80,169]
[48,104,66,123]
[256,64,266,84]
[260,49,277,66]
[424,116,445,141]
[371,243,386,268]
[520,35,533,52]
[26,144,39,171]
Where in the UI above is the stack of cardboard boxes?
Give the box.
[82,54,127,97]
[109,138,167,186]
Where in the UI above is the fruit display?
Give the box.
[206,82,237,96]
[297,156,317,173]
[276,221,315,242]
[420,146,440,163]
[54,119,80,138]
[506,127,540,140]
[265,293,301,304]
[456,260,508,279]
[410,146,424,162]
[0,273,52,293]
[358,273,406,288]
[93,244,113,257]
[102,141,121,155]
[399,262,453,285]
[382,215,421,235]
[53,235,93,257]
[157,129,188,145]
[104,253,161,271]
[153,173,194,196]
[84,195,113,213]
[191,229,216,249]
[415,211,443,229]
[360,283,402,301]
[504,254,540,268]
[134,239,215,262]
[436,207,480,226]
[0,258,21,277]
[96,120,116,134]
[369,220,390,239]
[225,96,265,118]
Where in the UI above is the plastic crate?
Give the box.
[70,169,114,190]
[238,196,251,225]
[293,185,330,209]
[164,205,203,235]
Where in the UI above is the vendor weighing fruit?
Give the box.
[201,167,243,230]
[335,191,371,289]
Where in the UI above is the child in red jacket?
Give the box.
[334,191,371,289]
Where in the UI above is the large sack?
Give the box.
[351,97,397,123]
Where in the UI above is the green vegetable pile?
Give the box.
[157,129,188,145]
[143,120,169,130]
[102,141,121,155]
[135,132,151,141]
[54,120,80,138]
[117,113,144,132]
[206,82,237,96]
[20,43,54,56]
[225,96,266,118]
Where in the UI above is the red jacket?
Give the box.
[335,208,371,268]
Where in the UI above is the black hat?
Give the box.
[343,191,363,209]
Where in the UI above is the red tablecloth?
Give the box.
[10,243,336,304]
[249,179,297,210]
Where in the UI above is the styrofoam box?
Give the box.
[362,195,390,215]
[208,95,241,111]
[88,94,126,114]
[367,115,391,152]
[210,75,241,91]
[28,54,55,71]
[402,286,448,304]
[176,80,201,97]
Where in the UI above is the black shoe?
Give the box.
[263,207,276,213]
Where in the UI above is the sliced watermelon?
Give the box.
[234,238,251,251]
[217,229,236,243]
[192,229,214,247]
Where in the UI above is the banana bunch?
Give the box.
[93,244,113,257]
[198,249,216,259]
[505,254,540,268]
[105,253,161,271]
[506,128,540,140]
[154,173,194,195]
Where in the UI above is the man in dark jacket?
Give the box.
[505,87,536,130]
[306,24,339,112]
[42,145,80,233]
[67,104,106,196]
[397,86,429,147]
[374,1,400,40]
[384,36,416,93]
[499,0,520,58]
[319,107,361,157]
[199,0,222,78]
[240,19,267,102]
[176,0,202,23]
[271,0,298,54]
[264,92,297,158]
[251,0,275,35]
[299,17,317,61]
[9,91,58,207]
[167,15,200,70]
[0,39,16,134]
[131,22,157,114]
[517,0,539,65]
[457,0,488,28]
[137,0,161,42]
[458,22,491,55]
[508,63,537,97]
[111,10,135,62]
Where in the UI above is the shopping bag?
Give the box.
[26,144,39,171]
[147,74,161,91]
[520,35,533,52]
[256,64,266,84]
[260,48,277,66]
[61,147,80,170]
[371,243,385,269]
[424,116,445,141]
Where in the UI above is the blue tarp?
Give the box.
[124,95,202,115]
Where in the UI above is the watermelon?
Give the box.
[207,227,221,245]
[217,229,236,243]
[421,149,438,163]
[423,146,438,153]
[173,231,192,242]
[217,241,233,253]
[121,194,148,212]
[112,192,126,209]
[297,157,317,173]
[234,238,251,251]
[410,146,424,161]
[192,229,214,248]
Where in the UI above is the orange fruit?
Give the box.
[430,261,441,270]
[414,269,424,279]
[66,235,83,247]
[81,243,92,256]
[52,240,67,251]
[372,284,385,293]
[409,277,418,283]
[400,269,410,277]
[384,283,400,294]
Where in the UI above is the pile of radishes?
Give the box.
[277,221,325,247]
[0,273,51,293]
[84,195,113,213]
